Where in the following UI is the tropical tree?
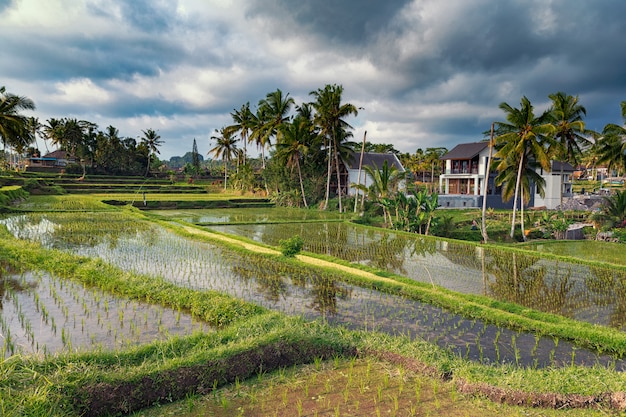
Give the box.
[494,96,555,239]
[309,84,359,212]
[400,149,425,183]
[251,89,295,169]
[225,102,253,165]
[424,147,447,189]
[275,116,313,208]
[140,128,163,177]
[0,86,36,165]
[209,128,239,190]
[42,118,64,150]
[27,117,44,154]
[364,160,405,226]
[597,101,626,175]
[547,92,591,207]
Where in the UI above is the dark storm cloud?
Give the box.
[1,33,183,81]
[247,0,412,45]
[3,0,626,158]
[87,0,175,33]
[0,0,13,13]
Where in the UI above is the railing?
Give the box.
[445,168,479,175]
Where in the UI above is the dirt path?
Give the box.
[180,225,396,284]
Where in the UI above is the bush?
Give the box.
[279,235,304,257]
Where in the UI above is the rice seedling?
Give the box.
[2,210,626,371]
[0,268,211,358]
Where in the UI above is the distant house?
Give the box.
[534,161,574,209]
[438,141,573,210]
[342,151,406,196]
[27,150,76,170]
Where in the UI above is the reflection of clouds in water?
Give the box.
[0,215,58,247]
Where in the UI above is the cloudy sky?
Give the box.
[2,0,626,160]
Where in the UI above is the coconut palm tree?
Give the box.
[0,86,36,165]
[225,102,253,165]
[309,84,359,212]
[494,96,555,239]
[140,128,163,177]
[275,116,313,208]
[547,92,591,207]
[597,101,626,175]
[251,89,295,169]
[209,128,239,190]
[364,160,405,226]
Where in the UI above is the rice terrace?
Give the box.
[0,172,625,417]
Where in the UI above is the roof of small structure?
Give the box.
[441,142,489,160]
[344,151,405,171]
[550,161,575,172]
[43,150,70,159]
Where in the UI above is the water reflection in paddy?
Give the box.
[208,222,626,331]
[1,213,624,369]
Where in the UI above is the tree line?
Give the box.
[1,84,626,227]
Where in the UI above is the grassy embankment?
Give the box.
[1,190,626,416]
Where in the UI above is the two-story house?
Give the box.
[438,141,574,210]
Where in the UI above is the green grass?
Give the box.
[2,194,626,416]
[519,240,626,266]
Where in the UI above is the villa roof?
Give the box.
[550,161,575,172]
[344,151,405,171]
[441,142,489,160]
[43,150,70,159]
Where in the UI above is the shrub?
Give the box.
[279,235,304,257]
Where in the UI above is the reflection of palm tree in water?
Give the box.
[588,267,626,330]
[0,277,5,309]
[366,233,409,275]
[309,276,352,316]
[486,251,580,318]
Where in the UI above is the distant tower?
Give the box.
[192,138,200,174]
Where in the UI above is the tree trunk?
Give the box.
[297,158,308,208]
[334,140,343,213]
[354,131,366,213]
[520,183,526,242]
[323,141,332,210]
[481,124,494,243]
[510,153,524,239]
[224,159,228,190]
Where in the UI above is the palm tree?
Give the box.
[309,84,359,212]
[597,101,626,175]
[275,116,312,208]
[251,89,295,169]
[140,128,163,177]
[424,147,447,189]
[209,128,239,190]
[364,160,405,226]
[26,117,45,154]
[494,96,555,239]
[225,102,253,165]
[548,92,591,207]
[0,86,36,164]
[42,118,64,150]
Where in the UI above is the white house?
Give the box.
[343,151,406,196]
[438,141,573,210]
[533,161,574,209]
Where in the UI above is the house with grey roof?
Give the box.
[438,141,574,209]
[342,151,406,196]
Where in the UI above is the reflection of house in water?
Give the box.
[438,141,574,209]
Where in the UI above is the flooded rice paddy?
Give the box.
[1,212,624,370]
[208,222,626,330]
[0,266,209,358]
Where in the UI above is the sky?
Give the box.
[2,0,626,161]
